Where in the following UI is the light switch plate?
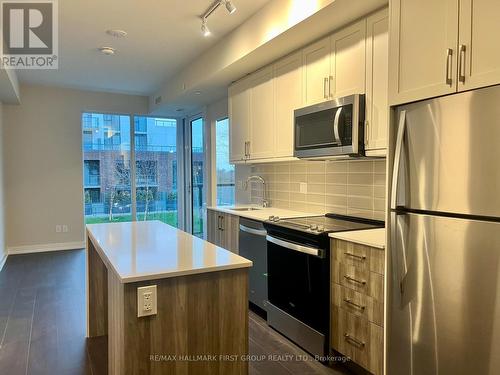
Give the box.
[137,285,157,317]
[299,182,308,194]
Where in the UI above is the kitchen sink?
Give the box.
[230,207,262,211]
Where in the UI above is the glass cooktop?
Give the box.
[266,214,384,235]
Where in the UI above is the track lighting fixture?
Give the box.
[200,0,237,36]
[225,0,236,14]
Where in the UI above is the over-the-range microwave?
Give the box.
[293,94,365,159]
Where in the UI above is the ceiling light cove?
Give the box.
[200,0,237,36]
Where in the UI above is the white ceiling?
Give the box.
[16,0,270,95]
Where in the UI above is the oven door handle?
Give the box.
[266,235,323,258]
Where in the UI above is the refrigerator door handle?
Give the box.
[390,211,408,299]
[391,110,407,210]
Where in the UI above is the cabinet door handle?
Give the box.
[217,216,222,230]
[344,275,366,285]
[364,120,369,145]
[220,216,225,231]
[344,252,367,261]
[343,298,366,310]
[247,141,250,159]
[329,75,334,98]
[324,77,329,99]
[344,333,365,347]
[459,44,466,84]
[445,48,453,86]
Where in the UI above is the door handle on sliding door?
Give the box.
[391,110,406,210]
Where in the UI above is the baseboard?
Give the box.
[0,252,7,272]
[8,241,85,255]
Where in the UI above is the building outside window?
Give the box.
[82,113,178,226]
[215,118,235,206]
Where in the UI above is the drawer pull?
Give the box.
[344,252,366,261]
[344,333,365,348]
[343,298,366,310]
[344,275,366,285]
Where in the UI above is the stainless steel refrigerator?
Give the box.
[389,85,500,375]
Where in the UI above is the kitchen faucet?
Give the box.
[244,175,269,208]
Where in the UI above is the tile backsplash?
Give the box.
[241,159,386,221]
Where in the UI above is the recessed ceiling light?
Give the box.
[106,29,127,38]
[194,91,202,95]
[98,47,115,56]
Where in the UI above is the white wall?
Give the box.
[0,102,6,266]
[3,85,148,251]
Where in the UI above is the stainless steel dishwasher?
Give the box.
[238,218,267,312]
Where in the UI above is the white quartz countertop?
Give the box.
[86,221,252,283]
[207,206,316,221]
[329,228,386,249]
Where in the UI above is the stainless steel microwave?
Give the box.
[293,94,365,159]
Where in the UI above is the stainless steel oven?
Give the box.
[294,94,365,159]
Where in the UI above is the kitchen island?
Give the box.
[86,220,252,375]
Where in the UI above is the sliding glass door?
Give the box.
[82,113,178,226]
[82,113,132,224]
[82,112,207,236]
[134,116,178,226]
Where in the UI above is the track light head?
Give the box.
[225,0,236,14]
[201,19,211,37]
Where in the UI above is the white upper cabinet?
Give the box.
[302,37,330,105]
[365,9,389,155]
[330,19,367,98]
[229,76,251,163]
[274,52,303,158]
[389,0,459,105]
[228,10,388,163]
[458,0,500,91]
[248,66,275,160]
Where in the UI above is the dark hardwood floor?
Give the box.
[0,250,351,375]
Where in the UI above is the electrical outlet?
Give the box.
[62,225,68,233]
[299,182,308,194]
[137,285,157,317]
[55,225,62,233]
[237,180,243,189]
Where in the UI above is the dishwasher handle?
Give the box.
[239,224,267,237]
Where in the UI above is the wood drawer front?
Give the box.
[332,261,384,302]
[331,239,385,275]
[332,284,383,326]
[331,306,383,375]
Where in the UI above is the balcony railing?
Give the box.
[83,143,178,153]
[84,175,101,187]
